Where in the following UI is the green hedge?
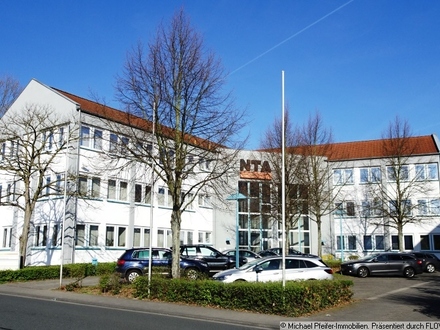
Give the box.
[132,277,353,317]
[0,262,116,284]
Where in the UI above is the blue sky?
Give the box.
[2,1,440,149]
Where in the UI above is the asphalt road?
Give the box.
[0,271,439,329]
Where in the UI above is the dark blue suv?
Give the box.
[116,247,210,282]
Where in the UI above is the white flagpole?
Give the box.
[281,71,286,288]
[60,125,70,288]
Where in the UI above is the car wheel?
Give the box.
[184,268,200,280]
[357,267,369,278]
[126,270,141,283]
[404,267,415,278]
[426,263,436,273]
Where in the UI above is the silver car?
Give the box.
[212,256,333,283]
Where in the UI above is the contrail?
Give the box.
[229,0,355,76]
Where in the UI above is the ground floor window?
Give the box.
[2,227,11,248]
[198,231,211,244]
[391,235,414,250]
[157,229,172,248]
[105,225,127,248]
[420,234,440,251]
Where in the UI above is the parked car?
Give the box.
[212,256,334,283]
[340,252,423,278]
[410,252,440,273]
[116,247,210,283]
[180,244,246,275]
[223,249,261,265]
[258,247,318,258]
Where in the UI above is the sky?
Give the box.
[1,0,440,150]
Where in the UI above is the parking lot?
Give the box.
[298,271,440,321]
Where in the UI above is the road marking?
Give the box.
[367,281,432,300]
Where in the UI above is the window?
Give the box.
[93,129,103,150]
[418,199,440,215]
[433,235,440,250]
[34,225,48,247]
[91,178,100,198]
[58,127,65,148]
[198,194,211,207]
[45,176,51,196]
[105,226,114,246]
[135,184,142,203]
[109,133,118,153]
[363,235,372,250]
[415,163,438,181]
[336,236,345,250]
[144,228,150,247]
[89,225,99,246]
[2,227,11,248]
[198,231,211,244]
[79,176,88,196]
[347,236,356,250]
[107,180,116,199]
[389,200,411,216]
[1,142,5,161]
[360,167,381,183]
[391,235,414,250]
[51,225,59,247]
[119,181,128,201]
[420,235,430,250]
[133,228,141,247]
[375,235,384,250]
[118,227,126,247]
[335,201,355,216]
[80,126,90,147]
[43,130,54,151]
[55,174,63,195]
[387,165,409,182]
[75,224,85,246]
[158,187,165,206]
[333,168,354,185]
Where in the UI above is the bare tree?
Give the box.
[365,116,433,251]
[0,75,22,117]
[294,112,343,257]
[260,109,308,253]
[0,104,74,268]
[113,9,246,278]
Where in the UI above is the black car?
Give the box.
[116,247,210,283]
[411,252,440,273]
[340,252,424,278]
[258,247,318,258]
[180,244,245,275]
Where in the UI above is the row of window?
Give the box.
[333,163,438,185]
[336,234,440,251]
[80,125,212,171]
[77,176,210,208]
[27,224,212,249]
[336,198,440,217]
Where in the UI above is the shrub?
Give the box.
[132,277,353,317]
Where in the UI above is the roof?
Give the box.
[262,135,440,161]
[327,135,439,161]
[53,88,221,150]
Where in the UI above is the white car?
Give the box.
[212,256,334,283]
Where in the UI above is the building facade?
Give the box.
[1,79,439,270]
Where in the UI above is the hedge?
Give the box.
[132,276,353,317]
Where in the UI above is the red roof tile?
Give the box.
[327,135,439,161]
[53,88,222,150]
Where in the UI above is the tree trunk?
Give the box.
[171,210,182,278]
